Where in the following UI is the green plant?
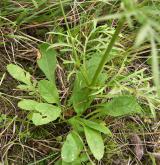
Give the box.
[7,39,143,164]
[1,0,160,164]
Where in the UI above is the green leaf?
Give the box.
[55,159,82,165]
[78,118,112,136]
[32,103,61,125]
[71,132,83,152]
[68,117,84,133]
[84,126,104,160]
[38,80,59,104]
[7,64,31,85]
[18,100,61,125]
[18,99,39,111]
[62,160,81,165]
[71,54,106,114]
[72,86,92,114]
[37,43,57,82]
[99,95,142,117]
[54,159,62,165]
[61,132,83,163]
[85,55,106,85]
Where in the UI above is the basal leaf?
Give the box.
[33,103,61,125]
[78,118,112,136]
[84,126,104,160]
[18,99,39,111]
[38,80,59,104]
[62,159,81,165]
[71,132,83,153]
[55,159,82,165]
[99,95,142,117]
[7,64,31,85]
[68,117,84,133]
[61,132,83,163]
[18,100,61,125]
[31,112,53,125]
[86,55,106,85]
[71,54,106,114]
[37,43,57,82]
[72,85,92,114]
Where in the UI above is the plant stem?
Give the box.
[90,18,125,86]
